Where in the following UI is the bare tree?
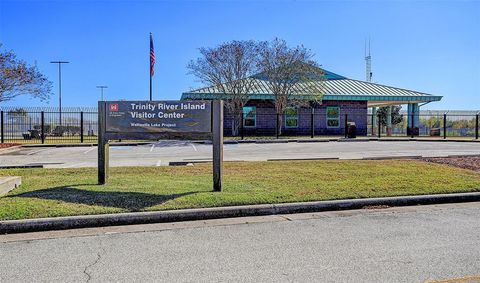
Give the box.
[187,40,260,136]
[0,45,52,103]
[257,38,325,135]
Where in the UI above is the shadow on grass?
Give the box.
[11,185,200,211]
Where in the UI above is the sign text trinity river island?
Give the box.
[106,101,212,134]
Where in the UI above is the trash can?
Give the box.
[347,122,357,138]
[430,128,440,136]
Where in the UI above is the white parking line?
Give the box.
[253,144,268,150]
[27,148,49,155]
[150,144,155,152]
[190,144,197,152]
[83,147,95,154]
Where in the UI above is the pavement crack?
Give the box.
[83,238,106,283]
[84,252,101,283]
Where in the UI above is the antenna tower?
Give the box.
[365,39,372,82]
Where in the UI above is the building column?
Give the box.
[413,103,420,129]
[407,103,419,136]
[372,107,377,136]
[386,106,392,136]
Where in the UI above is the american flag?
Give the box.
[150,33,155,76]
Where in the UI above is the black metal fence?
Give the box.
[224,112,479,140]
[366,114,480,139]
[0,108,478,143]
[0,108,97,144]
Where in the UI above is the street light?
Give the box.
[50,61,69,125]
[96,86,108,101]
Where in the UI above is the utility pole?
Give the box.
[96,86,108,101]
[50,61,69,125]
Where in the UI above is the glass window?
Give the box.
[243,106,256,127]
[285,107,298,128]
[326,106,340,128]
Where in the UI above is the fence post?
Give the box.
[41,111,45,144]
[240,112,244,140]
[80,111,84,143]
[344,114,348,138]
[443,113,447,140]
[310,107,314,138]
[1,111,4,144]
[475,114,479,140]
[276,113,279,139]
[378,114,381,139]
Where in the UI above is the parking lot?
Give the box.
[0,140,478,168]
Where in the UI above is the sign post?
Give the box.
[212,100,223,192]
[97,100,223,191]
[98,101,109,185]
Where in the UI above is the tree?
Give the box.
[420,116,442,129]
[7,107,28,118]
[187,40,260,136]
[0,45,52,103]
[377,106,404,127]
[256,38,325,135]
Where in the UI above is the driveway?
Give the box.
[0,141,479,168]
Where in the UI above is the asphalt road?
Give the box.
[1,202,479,282]
[1,141,480,168]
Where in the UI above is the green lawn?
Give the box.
[0,160,479,221]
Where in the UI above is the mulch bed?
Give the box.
[0,143,20,149]
[423,156,480,172]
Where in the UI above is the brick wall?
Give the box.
[224,100,368,136]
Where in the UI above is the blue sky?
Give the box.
[0,0,479,110]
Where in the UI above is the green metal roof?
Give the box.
[182,70,442,103]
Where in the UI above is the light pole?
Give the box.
[96,86,108,101]
[50,61,69,125]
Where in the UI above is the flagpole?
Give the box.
[150,71,152,101]
[149,33,153,101]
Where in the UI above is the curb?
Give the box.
[0,176,22,195]
[0,145,22,154]
[1,191,479,234]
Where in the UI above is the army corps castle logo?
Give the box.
[108,103,123,118]
[109,103,119,112]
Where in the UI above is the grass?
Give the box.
[0,160,479,221]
